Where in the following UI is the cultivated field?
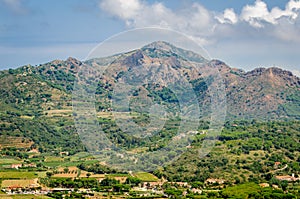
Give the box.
[134,172,158,182]
[0,158,21,165]
[0,136,33,149]
[1,179,39,188]
[0,172,37,179]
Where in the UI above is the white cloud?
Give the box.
[216,8,238,24]
[100,0,215,45]
[287,0,300,11]
[99,0,300,71]
[100,0,142,22]
[240,0,271,27]
[240,0,300,28]
[100,0,300,41]
[100,0,300,45]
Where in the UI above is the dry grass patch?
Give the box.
[52,173,77,178]
[1,179,39,188]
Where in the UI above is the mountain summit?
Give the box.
[141,41,207,63]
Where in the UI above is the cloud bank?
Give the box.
[100,0,300,44]
[99,0,300,71]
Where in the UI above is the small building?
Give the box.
[272,184,279,189]
[169,182,190,188]
[51,188,73,192]
[142,181,164,188]
[191,188,202,194]
[259,183,270,188]
[59,151,69,156]
[11,164,22,169]
[275,175,299,182]
[205,178,225,184]
[274,162,281,168]
[24,163,37,168]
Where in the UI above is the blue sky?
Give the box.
[0,0,299,76]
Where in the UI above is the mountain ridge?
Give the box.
[0,41,299,121]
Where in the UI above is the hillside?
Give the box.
[0,41,299,153]
[0,41,299,198]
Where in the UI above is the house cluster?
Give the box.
[10,163,36,169]
[205,178,225,185]
[259,183,280,189]
[1,179,41,194]
[275,174,300,182]
[131,180,204,197]
[2,184,94,195]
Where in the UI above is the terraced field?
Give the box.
[0,136,33,149]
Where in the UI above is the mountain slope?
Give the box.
[0,41,299,153]
[84,41,300,120]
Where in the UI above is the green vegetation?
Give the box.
[0,44,300,198]
[0,172,37,179]
[218,183,296,199]
[0,116,85,154]
[134,172,158,182]
[281,91,300,119]
[162,120,300,184]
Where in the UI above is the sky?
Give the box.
[0,0,299,76]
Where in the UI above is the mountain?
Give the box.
[0,41,299,153]
[84,41,300,120]
[211,61,300,120]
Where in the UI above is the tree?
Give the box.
[63,167,69,174]
[46,172,53,178]
[86,173,91,178]
[125,177,141,186]
[100,178,119,186]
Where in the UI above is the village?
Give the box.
[1,159,299,198]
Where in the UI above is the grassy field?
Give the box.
[43,159,99,168]
[62,159,98,166]
[0,159,22,169]
[44,109,72,117]
[69,152,91,162]
[0,159,21,165]
[35,172,47,178]
[134,172,158,182]
[44,156,64,162]
[42,162,61,168]
[0,172,37,179]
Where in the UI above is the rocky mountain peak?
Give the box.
[142,41,175,52]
